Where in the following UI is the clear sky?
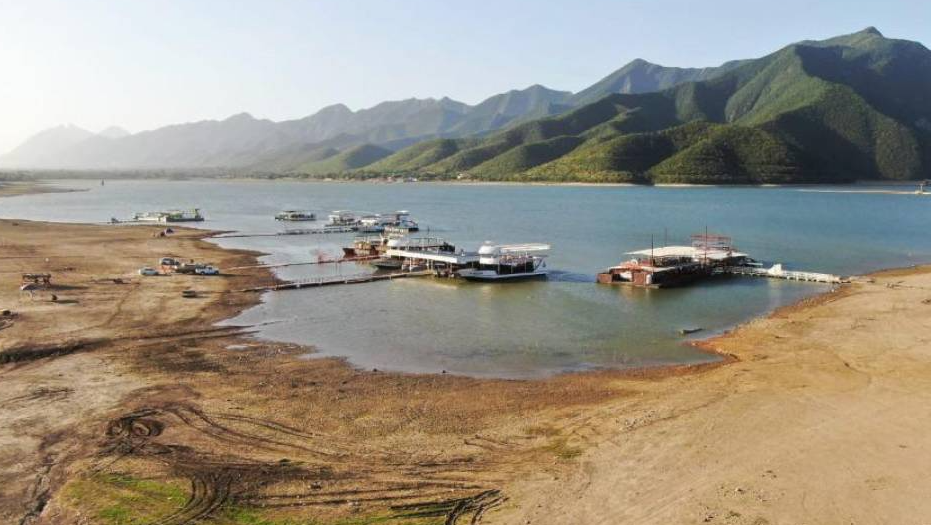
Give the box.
[0,0,928,152]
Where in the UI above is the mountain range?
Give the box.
[369,27,931,183]
[0,57,742,171]
[4,27,930,184]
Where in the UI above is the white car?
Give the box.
[138,267,159,276]
[195,265,219,275]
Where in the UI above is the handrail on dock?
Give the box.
[227,255,380,271]
[724,264,846,284]
[236,269,434,293]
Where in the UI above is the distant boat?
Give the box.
[357,211,420,233]
[275,210,316,221]
[343,234,392,258]
[456,242,550,282]
[133,209,204,223]
[327,210,358,226]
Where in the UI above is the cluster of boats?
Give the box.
[341,233,550,282]
[340,231,763,285]
[123,206,758,287]
[275,209,420,234]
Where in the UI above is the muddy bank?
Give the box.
[3,218,931,524]
[0,220,621,525]
[0,181,82,198]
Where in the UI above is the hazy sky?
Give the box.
[1,0,929,152]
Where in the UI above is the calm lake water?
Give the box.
[3,180,930,378]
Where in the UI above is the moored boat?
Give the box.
[365,237,457,267]
[275,210,316,221]
[371,257,403,270]
[327,210,358,227]
[342,234,392,258]
[456,242,550,282]
[133,209,204,223]
[597,233,751,288]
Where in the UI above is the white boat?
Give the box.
[275,210,316,221]
[384,211,419,232]
[385,236,455,252]
[357,211,420,233]
[357,214,388,232]
[371,237,457,269]
[133,209,204,223]
[327,210,358,226]
[456,242,550,281]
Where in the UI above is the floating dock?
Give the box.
[215,226,357,239]
[236,270,434,293]
[384,248,479,266]
[723,264,846,284]
[598,233,848,288]
[227,255,379,271]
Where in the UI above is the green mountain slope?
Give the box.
[366,27,931,184]
[571,58,747,106]
[293,144,392,175]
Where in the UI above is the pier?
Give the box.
[227,255,379,271]
[236,270,434,292]
[384,248,478,266]
[724,264,846,284]
[598,233,849,288]
[215,226,357,239]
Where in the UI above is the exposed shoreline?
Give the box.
[3,176,926,191]
[0,180,84,198]
[2,218,930,524]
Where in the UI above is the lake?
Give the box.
[3,179,930,378]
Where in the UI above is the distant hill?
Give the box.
[0,59,736,171]
[98,126,131,139]
[293,144,392,175]
[2,125,96,166]
[370,28,931,184]
[569,58,748,106]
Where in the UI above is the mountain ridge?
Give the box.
[366,27,931,184]
[1,57,741,170]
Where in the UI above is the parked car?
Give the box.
[138,267,159,276]
[195,265,219,275]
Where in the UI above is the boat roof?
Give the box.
[482,243,551,254]
[626,245,747,260]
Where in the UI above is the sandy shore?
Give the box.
[493,269,931,524]
[2,219,930,524]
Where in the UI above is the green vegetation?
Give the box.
[64,472,187,525]
[63,472,444,525]
[6,28,928,185]
[348,28,931,184]
[293,144,392,176]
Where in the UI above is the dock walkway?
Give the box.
[724,264,846,284]
[236,270,433,292]
[216,226,357,239]
[227,255,379,271]
[384,248,479,265]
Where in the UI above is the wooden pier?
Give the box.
[724,264,846,284]
[215,226,357,239]
[236,270,434,293]
[227,255,379,271]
